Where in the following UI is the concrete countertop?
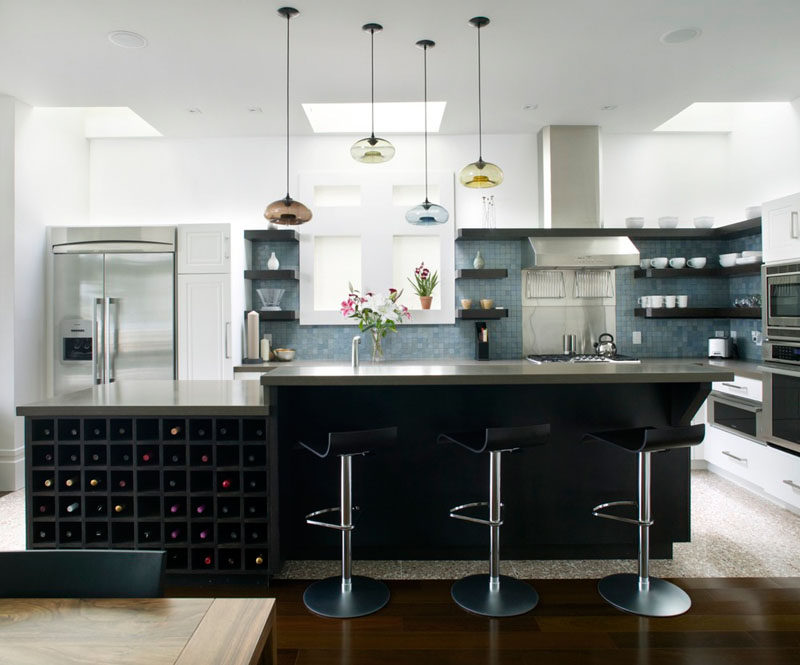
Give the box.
[16,380,268,416]
[697,358,763,380]
[259,358,734,387]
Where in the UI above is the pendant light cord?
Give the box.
[370,27,376,139]
[476,23,483,161]
[285,11,290,199]
[423,43,429,203]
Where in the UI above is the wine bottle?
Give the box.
[221,504,230,515]
[64,476,77,488]
[66,502,79,513]
[195,504,206,515]
[43,478,53,488]
[198,529,209,540]
[69,453,78,463]
[200,454,210,464]
[197,428,206,437]
[254,555,264,566]
[170,528,181,540]
[229,530,239,541]
[114,503,125,513]
[221,478,232,489]
[92,427,101,436]
[169,503,180,514]
[170,454,180,463]
[91,453,101,462]
[141,451,153,463]
[44,452,53,462]
[89,478,100,488]
[168,478,178,489]
[170,425,181,436]
[38,504,48,514]
[117,478,127,489]
[69,428,78,437]
[203,556,212,566]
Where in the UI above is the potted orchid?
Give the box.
[341,284,411,361]
[407,262,439,309]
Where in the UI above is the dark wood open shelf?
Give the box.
[457,308,509,319]
[456,269,509,279]
[244,270,298,280]
[633,264,762,278]
[245,310,298,321]
[457,217,761,241]
[634,307,761,319]
[244,229,299,242]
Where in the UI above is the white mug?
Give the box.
[677,295,688,308]
[668,258,686,269]
[687,257,707,269]
[664,295,677,308]
[640,259,650,269]
[638,296,651,307]
[650,295,664,308]
[650,257,668,269]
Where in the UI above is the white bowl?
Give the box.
[719,253,739,268]
[625,217,645,228]
[745,206,762,220]
[658,216,679,228]
[741,250,763,258]
[273,348,296,361]
[687,257,707,269]
[735,256,759,265]
[650,257,668,269]
[693,216,714,228]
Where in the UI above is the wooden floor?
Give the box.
[167,577,800,664]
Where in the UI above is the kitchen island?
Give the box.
[262,360,732,562]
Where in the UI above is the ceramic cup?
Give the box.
[687,257,707,269]
[669,257,686,269]
[719,253,739,268]
[640,259,650,269]
[664,295,677,308]
[677,295,688,308]
[638,296,651,307]
[649,295,664,308]
[460,298,472,309]
[480,298,494,310]
[650,257,668,269]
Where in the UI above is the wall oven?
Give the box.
[763,262,800,338]
[762,362,800,456]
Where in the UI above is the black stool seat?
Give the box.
[299,426,397,458]
[438,423,550,453]
[584,424,704,453]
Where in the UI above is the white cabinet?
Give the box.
[703,425,768,490]
[177,224,230,274]
[712,375,762,402]
[177,272,232,379]
[762,192,800,264]
[761,445,800,512]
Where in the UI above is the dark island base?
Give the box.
[274,382,708,562]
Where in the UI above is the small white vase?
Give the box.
[473,251,485,270]
[267,251,280,270]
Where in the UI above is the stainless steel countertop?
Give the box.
[16,380,268,416]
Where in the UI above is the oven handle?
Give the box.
[792,211,799,239]
[709,391,762,413]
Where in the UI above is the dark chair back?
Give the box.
[0,550,165,598]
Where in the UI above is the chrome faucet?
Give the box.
[351,335,361,368]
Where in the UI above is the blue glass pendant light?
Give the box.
[406,39,449,225]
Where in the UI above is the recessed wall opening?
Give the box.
[392,236,442,311]
[313,236,361,310]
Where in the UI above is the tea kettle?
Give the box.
[594,333,617,357]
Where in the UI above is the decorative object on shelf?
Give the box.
[687,257,706,268]
[459,17,503,188]
[480,298,494,309]
[668,257,686,269]
[341,284,410,362]
[473,250,485,269]
[243,310,261,364]
[351,24,395,163]
[408,262,439,309]
[734,294,762,308]
[406,39,449,225]
[267,252,280,270]
[264,7,312,226]
[658,216,679,228]
[273,348,296,361]
[693,216,714,228]
[719,252,739,267]
[460,298,473,309]
[256,288,285,311]
[625,217,645,228]
[649,257,668,269]
[260,334,272,361]
[482,195,496,228]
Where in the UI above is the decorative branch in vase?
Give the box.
[408,262,439,310]
[340,284,410,362]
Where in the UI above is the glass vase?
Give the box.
[370,329,384,362]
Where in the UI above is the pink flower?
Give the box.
[421,268,430,278]
[401,305,411,320]
[340,299,355,317]
[389,288,397,294]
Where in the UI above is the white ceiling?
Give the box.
[1,0,799,138]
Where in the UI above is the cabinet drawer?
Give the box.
[762,445,800,510]
[703,426,767,486]
[712,375,762,402]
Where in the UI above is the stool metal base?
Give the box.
[303,575,390,618]
[598,573,691,617]
[451,574,539,617]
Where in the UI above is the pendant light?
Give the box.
[350,23,395,163]
[265,7,312,226]
[459,16,503,188]
[405,40,449,225]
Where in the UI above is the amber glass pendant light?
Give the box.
[350,23,395,163]
[406,40,448,225]
[265,7,312,226]
[459,16,503,188]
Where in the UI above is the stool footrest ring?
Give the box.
[449,500,504,527]
[592,500,653,527]
[305,505,359,531]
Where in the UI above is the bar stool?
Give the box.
[585,424,705,617]
[299,426,397,618]
[438,423,550,617]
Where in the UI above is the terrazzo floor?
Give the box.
[2,470,798,579]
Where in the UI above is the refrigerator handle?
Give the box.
[93,298,104,384]
[225,321,231,359]
[104,297,119,383]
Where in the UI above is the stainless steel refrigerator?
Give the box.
[50,227,176,395]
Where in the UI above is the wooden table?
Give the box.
[0,597,276,665]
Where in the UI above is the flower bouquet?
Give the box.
[407,262,439,309]
[341,284,411,361]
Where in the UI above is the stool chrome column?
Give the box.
[300,426,397,618]
[438,424,550,617]
[586,424,705,617]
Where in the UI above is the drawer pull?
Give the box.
[721,382,748,393]
[783,479,800,491]
[722,450,747,463]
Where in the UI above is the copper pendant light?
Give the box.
[406,40,448,225]
[459,16,503,189]
[265,7,312,226]
[351,23,395,163]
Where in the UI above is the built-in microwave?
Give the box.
[708,392,763,443]
[763,262,800,339]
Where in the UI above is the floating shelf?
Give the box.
[244,229,299,242]
[633,264,762,279]
[245,310,298,321]
[456,218,761,241]
[634,307,761,319]
[244,270,298,280]
[457,308,509,319]
[456,269,509,279]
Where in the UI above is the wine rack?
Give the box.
[26,415,271,578]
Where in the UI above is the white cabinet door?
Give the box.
[762,193,800,264]
[177,224,230,274]
[761,445,800,511]
[703,425,768,488]
[177,273,232,379]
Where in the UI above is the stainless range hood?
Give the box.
[523,125,640,269]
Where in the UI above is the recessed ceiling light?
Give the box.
[187,107,203,114]
[302,102,446,133]
[523,104,538,111]
[248,107,263,114]
[600,105,618,111]
[660,27,701,44]
[108,30,148,49]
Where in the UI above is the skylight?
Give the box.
[654,102,794,133]
[302,102,446,133]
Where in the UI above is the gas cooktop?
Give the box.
[526,354,641,365]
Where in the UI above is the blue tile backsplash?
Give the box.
[250,229,763,362]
